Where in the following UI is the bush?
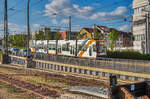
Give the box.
[107,50,150,60]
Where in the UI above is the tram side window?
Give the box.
[78,45,82,51]
[93,45,96,52]
[82,45,87,51]
[70,46,72,54]
[66,43,70,51]
[58,47,61,53]
[52,44,56,50]
[62,44,67,51]
[48,44,55,50]
[89,46,92,56]
[48,44,51,50]
[73,47,75,55]
[62,44,69,51]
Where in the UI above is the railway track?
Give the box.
[0,63,135,86]
[0,64,108,87]
[0,73,60,99]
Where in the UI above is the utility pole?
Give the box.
[147,13,150,54]
[145,13,149,54]
[4,0,8,55]
[75,35,78,57]
[68,16,71,40]
[2,0,9,64]
[27,0,30,58]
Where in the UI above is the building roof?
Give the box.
[133,0,150,8]
[82,28,94,33]
[96,26,110,30]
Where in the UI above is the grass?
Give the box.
[0,83,18,93]
[7,88,17,93]
[0,51,3,55]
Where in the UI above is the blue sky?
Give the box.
[0,0,133,36]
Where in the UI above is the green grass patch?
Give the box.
[7,88,17,93]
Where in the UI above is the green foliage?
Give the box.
[34,30,52,40]
[54,32,59,40]
[107,50,150,60]
[77,32,83,40]
[66,31,70,40]
[8,88,17,93]
[34,31,45,40]
[9,34,27,48]
[46,31,52,40]
[108,30,119,50]
[94,28,102,40]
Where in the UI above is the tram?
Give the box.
[30,39,107,59]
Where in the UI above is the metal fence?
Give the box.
[8,53,150,75]
[10,56,26,65]
[31,53,150,75]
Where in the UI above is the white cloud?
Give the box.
[45,0,93,18]
[90,6,127,20]
[44,0,127,21]
[33,24,41,29]
[119,24,130,32]
[51,19,58,24]
[0,23,26,35]
[71,24,81,32]
[61,19,69,24]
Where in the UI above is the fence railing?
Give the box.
[9,53,150,75]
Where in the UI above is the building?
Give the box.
[132,0,150,54]
[32,27,51,40]
[78,28,94,39]
[77,25,133,49]
[58,32,66,40]
[96,25,133,48]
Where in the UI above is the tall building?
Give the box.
[132,0,150,54]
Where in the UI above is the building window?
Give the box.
[134,34,145,41]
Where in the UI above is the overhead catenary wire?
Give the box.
[2,0,133,35]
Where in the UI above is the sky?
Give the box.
[0,0,133,36]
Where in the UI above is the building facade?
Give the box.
[132,0,150,54]
[78,28,94,39]
[96,26,133,49]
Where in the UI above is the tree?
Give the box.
[54,32,59,40]
[34,31,44,40]
[77,32,83,40]
[46,31,52,40]
[94,28,103,40]
[108,29,119,50]
[9,34,27,48]
[66,31,70,40]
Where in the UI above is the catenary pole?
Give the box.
[69,16,71,40]
[27,0,30,58]
[4,0,8,55]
